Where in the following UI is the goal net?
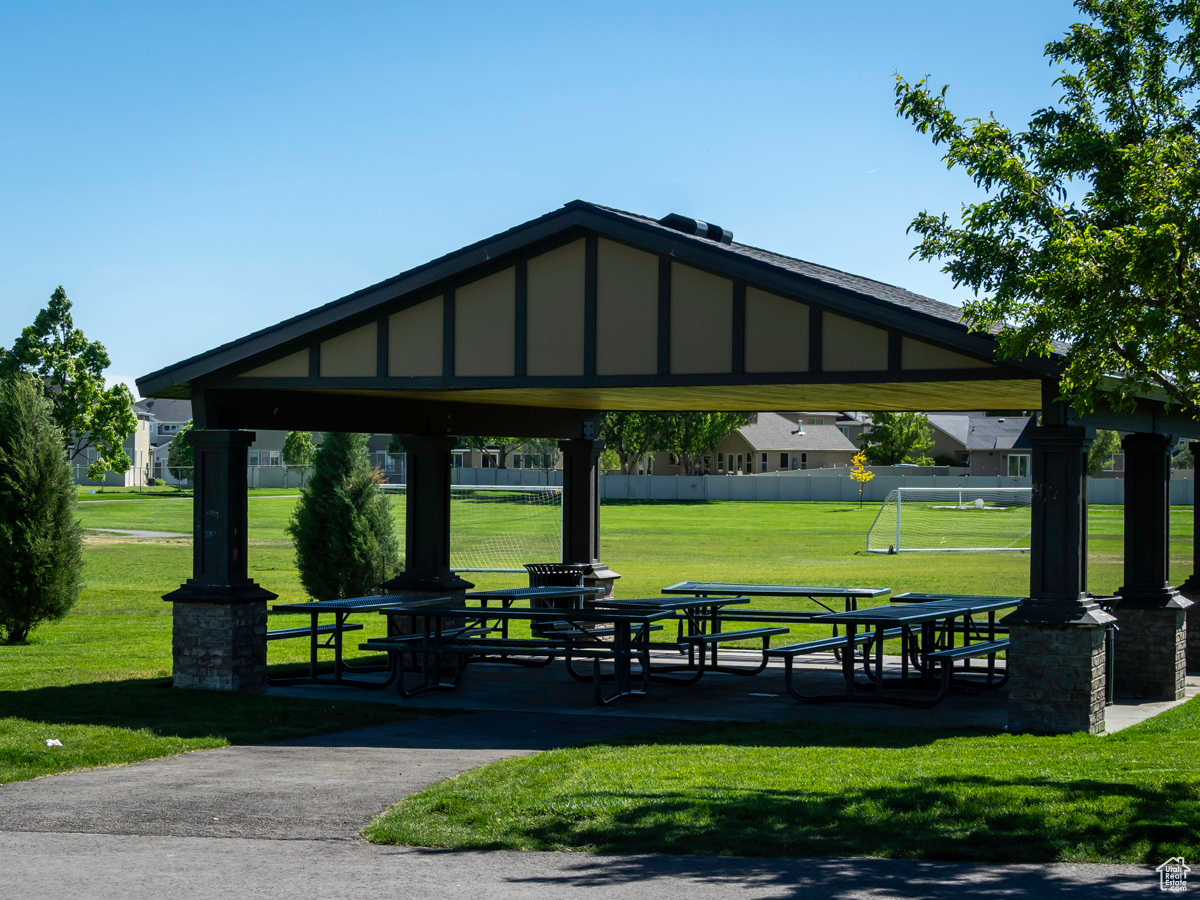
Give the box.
[380,484,562,572]
[866,487,1032,553]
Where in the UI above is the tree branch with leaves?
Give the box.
[896,0,1200,419]
[0,287,137,479]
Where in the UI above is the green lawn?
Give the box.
[363,701,1200,863]
[3,494,1197,863]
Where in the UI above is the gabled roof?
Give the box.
[930,414,1033,451]
[737,414,858,452]
[134,398,192,422]
[137,199,1057,402]
[595,204,969,329]
[928,414,972,446]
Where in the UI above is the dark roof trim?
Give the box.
[138,200,1060,398]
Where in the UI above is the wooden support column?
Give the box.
[1114,432,1192,700]
[383,435,473,594]
[1177,441,1200,670]
[1004,383,1113,734]
[163,430,276,693]
[559,437,620,598]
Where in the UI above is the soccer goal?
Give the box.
[866,487,1032,553]
[380,483,562,572]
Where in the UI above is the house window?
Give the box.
[959,451,970,465]
[760,453,768,473]
[717,452,724,472]
[838,426,849,438]
[808,418,822,425]
[736,454,743,473]
[451,452,466,468]
[248,451,259,466]
[1007,454,1030,478]
[800,453,808,470]
[1106,453,1125,472]
[780,453,788,469]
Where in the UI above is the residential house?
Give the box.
[134,397,192,448]
[73,408,153,488]
[777,411,871,447]
[652,412,859,475]
[927,414,1034,476]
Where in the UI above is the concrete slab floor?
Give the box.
[270,652,1200,734]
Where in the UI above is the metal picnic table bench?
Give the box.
[267,594,455,688]
[363,603,680,705]
[588,595,778,681]
[661,582,891,670]
[768,595,1022,706]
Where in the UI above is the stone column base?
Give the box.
[172,601,268,693]
[583,564,621,601]
[1179,585,1200,671]
[1007,622,1107,734]
[1112,606,1187,701]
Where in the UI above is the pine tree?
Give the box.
[286,432,401,602]
[0,375,84,643]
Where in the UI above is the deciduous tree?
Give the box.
[660,412,753,476]
[520,438,560,483]
[166,420,194,486]
[849,450,875,508]
[283,431,317,487]
[895,0,1200,419]
[0,287,136,479]
[860,412,935,466]
[0,375,83,643]
[599,412,672,475]
[1087,428,1123,476]
[461,436,520,468]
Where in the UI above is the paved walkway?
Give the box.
[89,528,190,539]
[0,832,1159,898]
[0,709,1170,896]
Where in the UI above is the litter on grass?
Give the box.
[45,739,62,747]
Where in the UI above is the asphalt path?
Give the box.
[0,710,1164,897]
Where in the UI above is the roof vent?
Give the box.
[658,213,733,245]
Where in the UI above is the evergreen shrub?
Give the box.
[287,432,401,601]
[0,375,84,643]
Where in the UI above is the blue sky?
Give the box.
[0,1,1081,396]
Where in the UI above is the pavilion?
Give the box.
[136,200,1197,734]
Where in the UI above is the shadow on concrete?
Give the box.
[0,677,432,744]
[445,850,1155,897]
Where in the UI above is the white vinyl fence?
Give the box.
[347,465,1197,506]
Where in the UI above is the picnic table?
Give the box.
[589,596,774,680]
[461,585,608,666]
[366,603,679,704]
[770,596,1022,706]
[662,582,889,613]
[268,594,453,688]
[661,582,890,669]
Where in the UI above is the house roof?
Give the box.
[736,414,858,452]
[134,398,192,422]
[928,414,972,447]
[929,414,1033,451]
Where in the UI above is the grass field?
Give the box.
[363,701,1200,863]
[2,493,1197,862]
